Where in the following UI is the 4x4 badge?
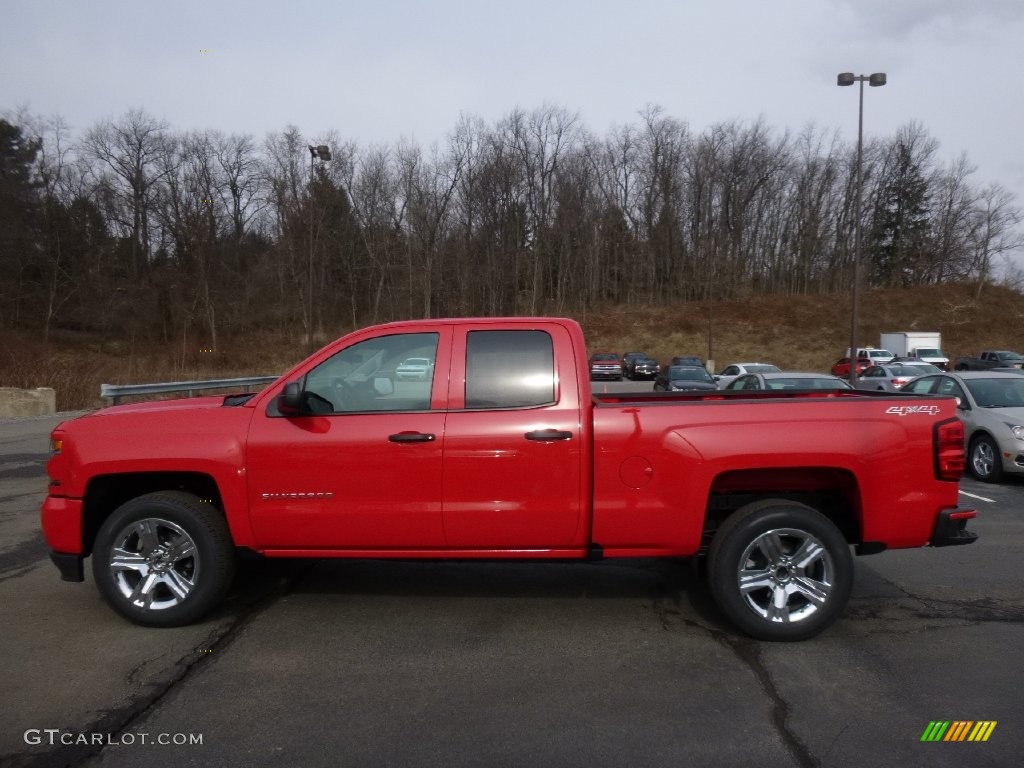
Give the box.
[886,405,941,416]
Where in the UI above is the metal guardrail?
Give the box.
[100,376,279,405]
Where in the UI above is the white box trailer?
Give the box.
[879,332,949,369]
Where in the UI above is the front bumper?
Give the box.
[930,508,978,547]
[41,495,84,553]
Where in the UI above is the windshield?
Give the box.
[964,377,1024,407]
[888,364,932,376]
[767,377,851,390]
[869,350,894,359]
[669,366,712,381]
[746,364,780,373]
[915,348,944,357]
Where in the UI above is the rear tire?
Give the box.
[708,500,853,641]
[92,491,236,627]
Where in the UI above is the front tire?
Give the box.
[708,500,853,641]
[92,491,236,627]
[969,435,1003,482]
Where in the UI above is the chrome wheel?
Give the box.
[94,492,235,626]
[970,436,1001,482]
[736,528,834,624]
[108,517,199,611]
[708,500,853,640]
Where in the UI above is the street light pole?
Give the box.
[837,72,886,384]
[307,144,332,353]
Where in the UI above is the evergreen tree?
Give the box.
[868,126,935,287]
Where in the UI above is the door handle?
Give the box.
[524,429,573,441]
[388,432,436,443]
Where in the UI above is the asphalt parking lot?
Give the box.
[1,397,1021,768]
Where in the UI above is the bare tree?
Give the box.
[79,109,173,278]
[970,183,1024,298]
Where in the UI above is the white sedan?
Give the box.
[715,362,780,388]
[395,357,434,381]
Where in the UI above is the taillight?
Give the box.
[934,418,965,481]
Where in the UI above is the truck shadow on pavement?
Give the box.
[222,555,733,634]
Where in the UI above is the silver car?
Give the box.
[902,371,1024,482]
[724,372,853,391]
[854,362,942,392]
[714,362,780,388]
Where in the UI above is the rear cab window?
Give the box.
[465,330,555,409]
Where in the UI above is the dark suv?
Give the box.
[629,356,661,380]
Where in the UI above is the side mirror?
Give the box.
[373,376,394,396]
[279,381,303,414]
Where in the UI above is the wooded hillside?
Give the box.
[2,105,1021,351]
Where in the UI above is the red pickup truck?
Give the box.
[42,317,976,641]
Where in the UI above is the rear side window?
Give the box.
[905,376,938,394]
[466,330,555,409]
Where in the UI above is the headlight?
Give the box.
[1011,426,1024,441]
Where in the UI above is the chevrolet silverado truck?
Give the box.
[41,317,977,641]
[953,350,1024,371]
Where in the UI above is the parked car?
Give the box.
[846,347,896,366]
[653,365,717,392]
[952,350,1024,371]
[715,362,780,388]
[669,355,706,368]
[589,352,623,381]
[854,363,941,392]
[725,372,853,391]
[830,357,871,378]
[902,370,1024,482]
[894,359,945,371]
[629,356,661,380]
[621,352,649,378]
[395,357,434,380]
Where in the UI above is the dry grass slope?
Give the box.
[2,283,1022,411]
[581,283,1024,373]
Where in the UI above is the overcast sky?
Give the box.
[4,0,1023,219]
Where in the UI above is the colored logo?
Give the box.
[921,721,996,742]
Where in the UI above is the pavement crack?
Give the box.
[720,636,820,768]
[5,560,312,768]
[646,565,819,768]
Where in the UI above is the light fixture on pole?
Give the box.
[837,72,886,384]
[307,144,332,352]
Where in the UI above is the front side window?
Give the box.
[303,332,439,413]
[466,330,554,409]
[935,378,966,400]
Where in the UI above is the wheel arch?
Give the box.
[701,467,862,553]
[82,472,224,557]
